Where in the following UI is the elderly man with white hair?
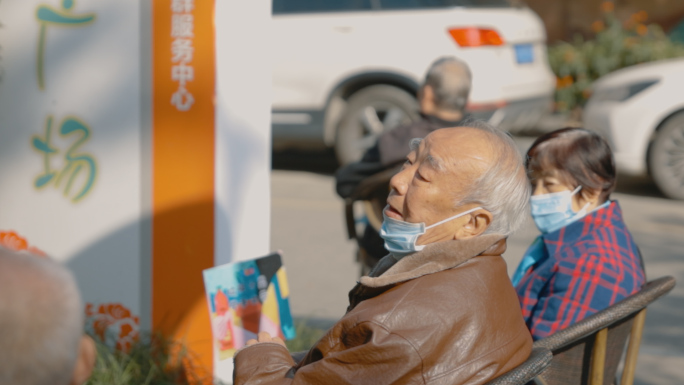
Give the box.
[0,248,96,385]
[234,121,533,385]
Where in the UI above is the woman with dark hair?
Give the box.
[512,127,646,340]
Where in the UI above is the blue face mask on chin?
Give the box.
[530,186,590,234]
[379,205,483,259]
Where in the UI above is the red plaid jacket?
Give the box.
[515,201,646,340]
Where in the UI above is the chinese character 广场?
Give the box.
[31,116,59,188]
[36,0,96,90]
[31,115,97,203]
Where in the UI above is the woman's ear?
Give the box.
[576,187,601,211]
[454,209,493,239]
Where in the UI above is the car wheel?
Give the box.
[649,112,684,200]
[335,85,419,165]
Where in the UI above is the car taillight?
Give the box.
[448,28,505,47]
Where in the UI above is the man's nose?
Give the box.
[389,168,409,196]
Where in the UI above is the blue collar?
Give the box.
[541,200,618,257]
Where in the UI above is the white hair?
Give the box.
[0,248,83,385]
[423,56,472,112]
[457,119,531,235]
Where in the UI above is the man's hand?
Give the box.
[246,331,287,348]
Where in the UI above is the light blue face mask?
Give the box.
[530,186,589,234]
[380,206,483,259]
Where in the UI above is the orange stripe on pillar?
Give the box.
[152,0,215,377]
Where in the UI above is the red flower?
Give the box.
[600,1,614,13]
[101,303,132,320]
[592,20,605,33]
[0,231,28,251]
[85,302,140,353]
[0,230,48,257]
[636,24,648,36]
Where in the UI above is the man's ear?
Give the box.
[421,85,434,102]
[419,85,436,113]
[70,335,96,385]
[454,209,493,239]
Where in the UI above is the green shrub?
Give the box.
[86,321,326,384]
[548,2,684,112]
[85,332,214,385]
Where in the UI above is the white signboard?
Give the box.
[0,0,144,344]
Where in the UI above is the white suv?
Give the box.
[272,0,556,164]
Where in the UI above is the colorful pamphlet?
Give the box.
[203,252,295,360]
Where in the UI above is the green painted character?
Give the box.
[31,116,59,188]
[36,0,95,90]
[32,116,97,203]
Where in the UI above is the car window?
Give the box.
[379,0,512,9]
[273,0,373,14]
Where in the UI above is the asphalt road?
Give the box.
[270,138,684,385]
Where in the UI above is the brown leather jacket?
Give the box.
[233,234,532,385]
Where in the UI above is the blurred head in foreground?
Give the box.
[419,56,472,121]
[0,248,95,385]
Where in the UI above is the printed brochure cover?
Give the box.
[203,252,296,360]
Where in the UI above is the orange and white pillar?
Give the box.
[150,0,271,380]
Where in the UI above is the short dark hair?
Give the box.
[526,127,616,201]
